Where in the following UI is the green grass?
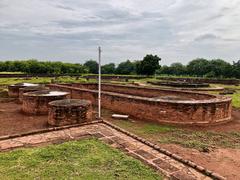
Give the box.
[229,91,240,108]
[0,76,97,86]
[0,138,162,180]
[210,84,240,108]
[0,72,24,74]
[109,119,240,151]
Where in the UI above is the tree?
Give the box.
[116,60,135,75]
[186,58,211,76]
[101,63,115,74]
[84,60,98,74]
[169,63,186,75]
[208,59,232,78]
[0,59,87,74]
[232,60,240,78]
[136,54,161,75]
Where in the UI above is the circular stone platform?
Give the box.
[22,90,69,115]
[8,83,39,98]
[19,86,48,103]
[48,99,92,126]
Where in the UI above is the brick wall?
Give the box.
[72,83,215,100]
[47,84,232,126]
[157,77,240,85]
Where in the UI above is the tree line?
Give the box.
[157,58,240,78]
[0,56,240,78]
[85,57,240,79]
[0,60,87,74]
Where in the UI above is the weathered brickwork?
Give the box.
[48,99,93,126]
[22,90,69,115]
[19,86,48,103]
[47,83,232,126]
[71,83,215,100]
[157,77,240,85]
[8,83,39,98]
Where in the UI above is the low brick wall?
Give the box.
[47,84,232,126]
[157,77,240,85]
[71,83,215,100]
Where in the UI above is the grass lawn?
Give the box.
[107,118,240,152]
[210,84,240,108]
[0,138,162,180]
[229,91,240,108]
[0,76,97,86]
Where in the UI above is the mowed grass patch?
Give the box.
[0,138,162,180]
[228,90,240,108]
[0,76,96,86]
[109,119,240,151]
[210,84,240,108]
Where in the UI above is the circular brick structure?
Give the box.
[8,83,39,98]
[22,90,69,115]
[48,83,232,126]
[19,86,48,103]
[48,99,92,126]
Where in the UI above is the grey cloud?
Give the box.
[194,34,219,41]
[0,0,240,65]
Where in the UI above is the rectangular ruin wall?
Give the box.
[47,84,232,126]
[71,83,215,100]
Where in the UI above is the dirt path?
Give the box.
[103,108,240,180]
[161,144,240,180]
[0,101,48,136]
[152,110,240,180]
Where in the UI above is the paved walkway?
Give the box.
[0,122,212,180]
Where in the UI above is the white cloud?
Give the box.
[0,0,240,65]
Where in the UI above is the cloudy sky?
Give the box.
[0,0,240,65]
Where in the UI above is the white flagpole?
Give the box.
[98,46,101,119]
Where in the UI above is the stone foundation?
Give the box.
[22,90,69,115]
[48,99,92,126]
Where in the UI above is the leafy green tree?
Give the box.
[232,60,240,78]
[101,63,115,74]
[116,60,135,75]
[0,60,87,74]
[187,58,211,76]
[155,65,170,75]
[208,59,232,78]
[169,63,186,75]
[84,60,98,74]
[136,54,161,75]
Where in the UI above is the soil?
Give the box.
[0,101,48,136]
[103,108,240,180]
[161,144,240,180]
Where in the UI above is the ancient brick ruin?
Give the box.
[19,86,48,103]
[48,99,92,126]
[48,83,232,126]
[22,90,69,115]
[8,83,39,98]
